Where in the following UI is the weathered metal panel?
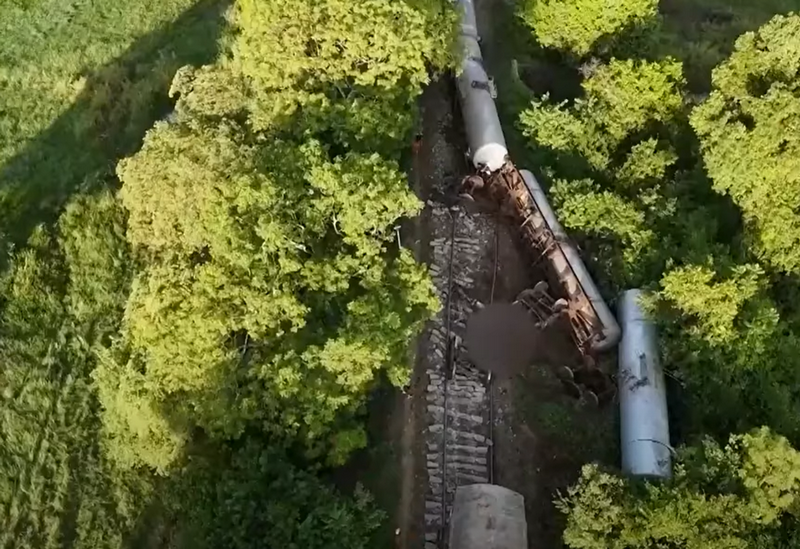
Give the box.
[455,0,508,172]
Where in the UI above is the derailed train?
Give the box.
[448,0,671,546]
[455,0,620,370]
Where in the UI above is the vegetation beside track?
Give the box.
[508,0,800,546]
[0,0,456,546]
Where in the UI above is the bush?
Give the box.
[659,264,764,347]
[518,0,658,57]
[173,442,385,549]
[560,428,800,549]
[549,179,655,286]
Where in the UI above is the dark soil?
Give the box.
[466,303,541,377]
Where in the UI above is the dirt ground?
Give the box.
[401,74,468,549]
[357,0,619,545]
[396,71,616,549]
[472,0,620,546]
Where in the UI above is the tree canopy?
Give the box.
[692,14,800,274]
[516,7,800,549]
[172,442,385,549]
[561,428,800,549]
[518,0,658,56]
[519,58,685,288]
[0,0,454,546]
[101,0,447,473]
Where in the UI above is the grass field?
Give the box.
[0,2,226,547]
[0,0,227,247]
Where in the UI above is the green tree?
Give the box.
[560,428,800,549]
[692,14,800,274]
[171,0,456,155]
[172,442,384,549]
[549,179,656,286]
[110,116,437,469]
[659,263,765,347]
[653,259,800,441]
[520,58,684,172]
[521,59,684,288]
[518,0,658,57]
[101,0,447,472]
[58,190,131,339]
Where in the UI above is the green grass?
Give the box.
[0,2,227,547]
[0,0,228,246]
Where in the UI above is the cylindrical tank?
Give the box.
[618,289,671,478]
[520,169,621,352]
[449,484,527,549]
[456,0,508,172]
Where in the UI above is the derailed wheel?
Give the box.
[462,174,485,194]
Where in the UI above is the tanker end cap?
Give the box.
[591,325,622,353]
[450,484,528,549]
[472,143,508,173]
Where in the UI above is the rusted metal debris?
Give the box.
[463,163,617,403]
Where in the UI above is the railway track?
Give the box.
[423,200,497,549]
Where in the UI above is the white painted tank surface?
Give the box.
[455,0,508,172]
[618,289,672,478]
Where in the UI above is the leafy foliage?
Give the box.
[520,59,684,171]
[102,0,445,472]
[550,179,655,286]
[560,428,800,549]
[660,264,764,346]
[0,0,453,546]
[173,442,384,549]
[111,101,437,472]
[521,58,685,290]
[59,191,132,336]
[692,14,800,274]
[518,0,658,56]
[171,0,456,153]
[654,261,800,441]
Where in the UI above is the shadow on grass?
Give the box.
[0,0,229,252]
